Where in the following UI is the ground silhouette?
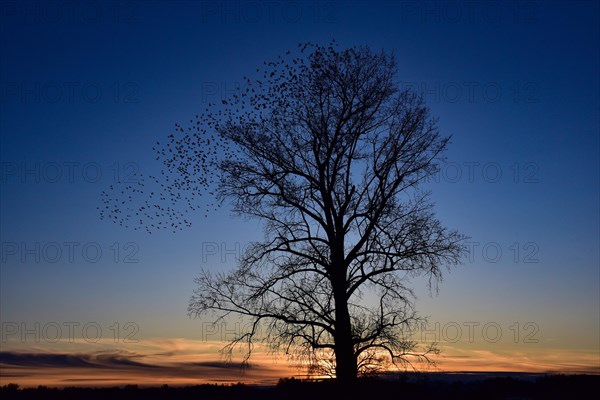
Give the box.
[1,374,598,399]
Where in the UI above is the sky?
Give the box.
[0,0,599,387]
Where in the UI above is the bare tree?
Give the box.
[100,42,467,383]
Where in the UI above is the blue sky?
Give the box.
[0,0,598,384]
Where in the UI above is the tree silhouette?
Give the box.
[100,42,467,383]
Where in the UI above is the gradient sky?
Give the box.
[1,0,599,387]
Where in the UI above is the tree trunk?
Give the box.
[334,294,358,383]
[332,257,357,383]
[331,220,357,382]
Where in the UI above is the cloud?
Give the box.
[190,360,251,369]
[2,339,597,388]
[0,349,295,387]
[0,352,98,368]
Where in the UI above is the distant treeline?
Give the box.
[1,374,599,399]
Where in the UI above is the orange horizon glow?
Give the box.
[1,338,598,388]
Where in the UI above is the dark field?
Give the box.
[1,374,598,400]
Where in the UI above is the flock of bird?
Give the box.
[99,43,323,234]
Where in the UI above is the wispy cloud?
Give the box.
[1,338,598,387]
[0,340,299,387]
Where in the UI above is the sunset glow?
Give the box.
[1,337,598,387]
[1,0,598,391]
